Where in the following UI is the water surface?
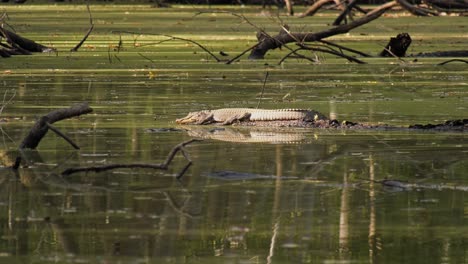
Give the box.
[0,4,467,264]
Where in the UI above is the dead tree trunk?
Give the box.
[249,1,398,60]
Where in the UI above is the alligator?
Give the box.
[176,108,468,132]
[175,108,328,125]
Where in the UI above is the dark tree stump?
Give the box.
[379,33,412,57]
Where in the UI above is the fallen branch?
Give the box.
[318,39,371,57]
[278,47,318,65]
[225,42,258,65]
[297,43,367,64]
[175,161,193,180]
[61,139,201,176]
[249,1,398,59]
[70,1,94,52]
[194,11,312,64]
[45,122,80,150]
[19,102,93,150]
[193,11,282,63]
[112,30,221,62]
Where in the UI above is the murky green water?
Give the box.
[0,3,467,264]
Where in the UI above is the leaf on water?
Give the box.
[148,71,157,79]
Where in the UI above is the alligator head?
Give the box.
[176,111,214,125]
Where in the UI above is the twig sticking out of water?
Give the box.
[61,139,201,177]
[256,71,270,109]
[70,1,94,52]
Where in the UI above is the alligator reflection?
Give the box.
[183,126,311,144]
[0,132,467,263]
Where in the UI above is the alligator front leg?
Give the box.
[196,113,215,125]
[222,112,251,125]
